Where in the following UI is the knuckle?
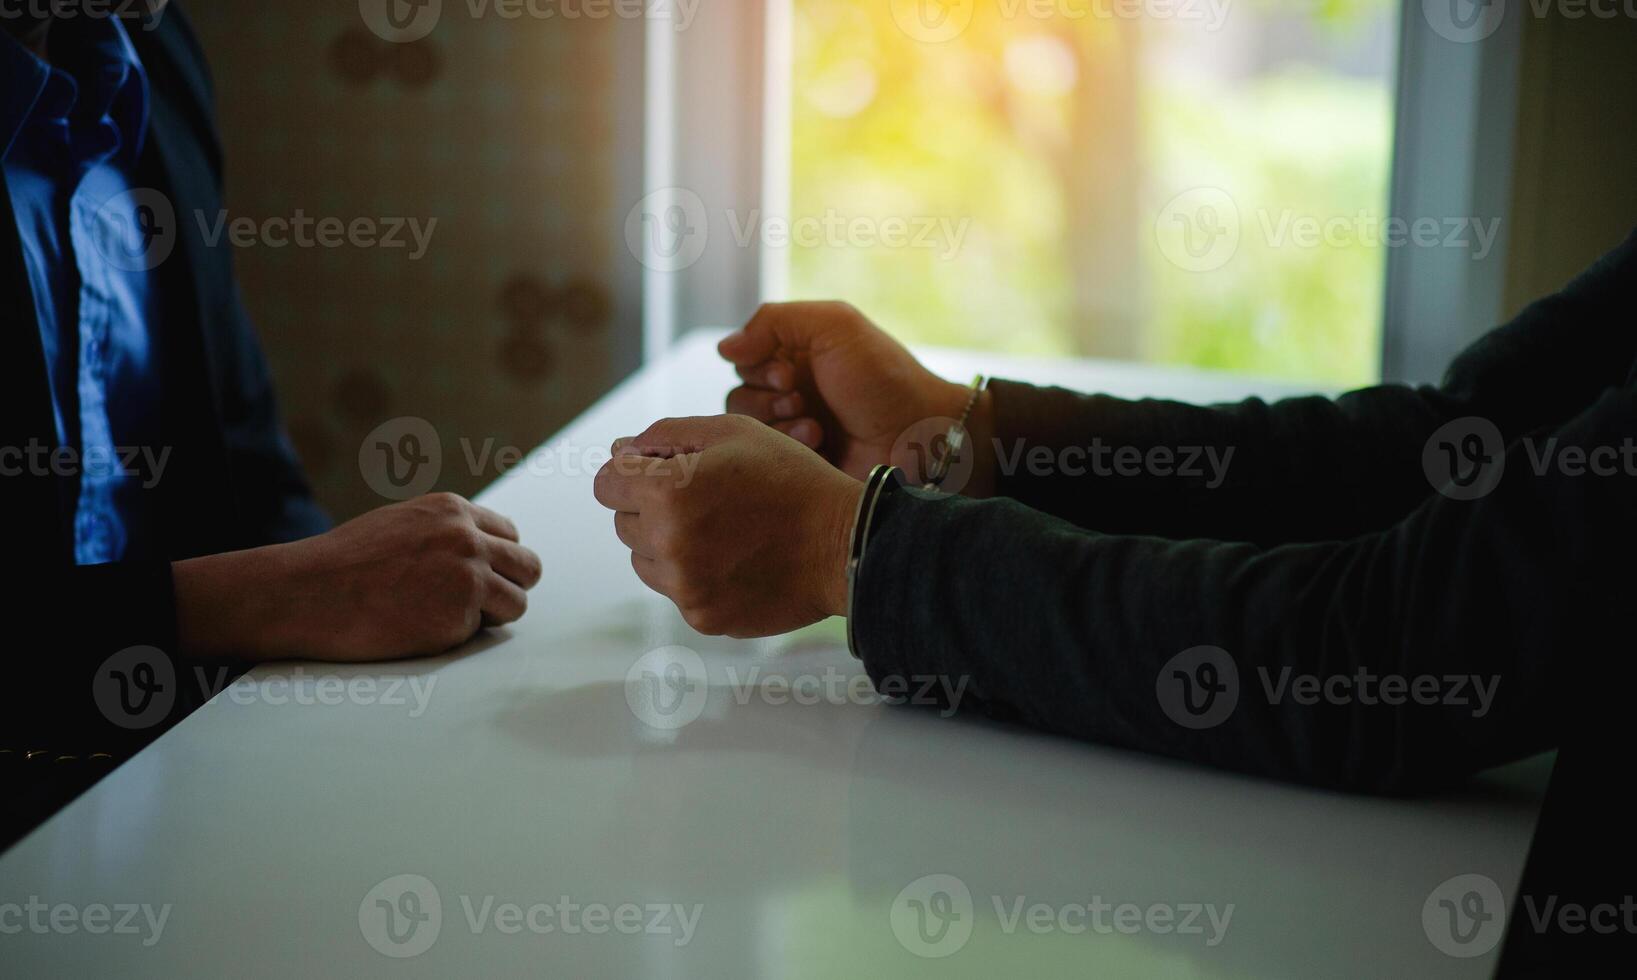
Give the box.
[441,617,476,647]
[443,523,484,559]
[461,564,488,603]
[672,575,710,613]
[681,606,722,636]
[427,491,466,514]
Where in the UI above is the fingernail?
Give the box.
[773,395,798,418]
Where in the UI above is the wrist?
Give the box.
[924,377,996,498]
[816,473,864,619]
[963,387,997,498]
[172,545,292,663]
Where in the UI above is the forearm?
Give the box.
[852,389,1635,792]
[171,547,293,662]
[982,379,1458,542]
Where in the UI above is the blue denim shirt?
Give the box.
[2,17,163,564]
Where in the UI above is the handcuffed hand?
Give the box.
[595,414,862,638]
[719,301,996,493]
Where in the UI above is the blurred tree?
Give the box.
[788,0,1395,386]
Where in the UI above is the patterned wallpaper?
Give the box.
[186,1,630,521]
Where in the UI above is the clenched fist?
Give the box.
[594,415,862,638]
[720,301,997,494]
[173,493,543,662]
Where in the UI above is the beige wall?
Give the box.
[1504,11,1637,311]
[187,1,633,521]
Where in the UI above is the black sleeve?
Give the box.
[986,229,1637,544]
[853,374,1635,796]
[0,561,250,849]
[2,561,210,757]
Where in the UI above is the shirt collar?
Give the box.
[0,16,151,167]
[0,29,51,163]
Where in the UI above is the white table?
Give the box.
[0,331,1549,978]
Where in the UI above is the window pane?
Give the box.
[786,0,1397,385]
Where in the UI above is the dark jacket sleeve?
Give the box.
[853,233,1637,794]
[0,560,236,849]
[7,563,189,753]
[987,230,1637,544]
[854,386,1631,794]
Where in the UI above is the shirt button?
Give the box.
[78,511,112,560]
